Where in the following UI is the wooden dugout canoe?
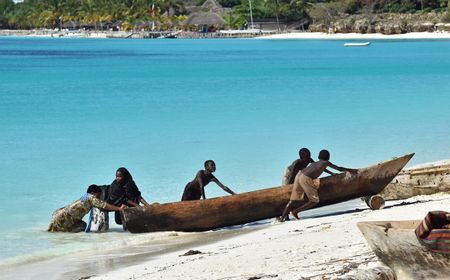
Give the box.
[357,220,450,280]
[123,153,414,233]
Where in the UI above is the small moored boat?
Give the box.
[344,42,370,47]
[123,154,413,233]
[358,220,450,280]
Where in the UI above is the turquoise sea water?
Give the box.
[1,37,450,273]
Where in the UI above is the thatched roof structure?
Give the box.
[185,0,225,14]
[184,12,225,26]
[183,0,228,26]
[201,0,223,13]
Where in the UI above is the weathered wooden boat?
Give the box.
[357,220,450,280]
[380,161,450,200]
[123,153,414,233]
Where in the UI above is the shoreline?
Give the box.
[256,31,450,40]
[2,159,449,279]
[1,159,449,279]
[1,29,450,40]
[90,193,450,280]
[0,225,264,280]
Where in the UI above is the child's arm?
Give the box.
[324,169,335,175]
[139,197,151,207]
[91,195,127,211]
[104,203,126,212]
[328,162,358,173]
[212,177,236,195]
[126,199,139,207]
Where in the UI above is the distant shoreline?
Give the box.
[2,29,450,40]
[256,31,450,40]
[0,29,267,39]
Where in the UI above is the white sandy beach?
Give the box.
[256,31,450,40]
[2,29,450,40]
[91,193,450,280]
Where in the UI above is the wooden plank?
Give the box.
[409,166,450,176]
[398,164,450,176]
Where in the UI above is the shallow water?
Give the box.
[1,37,450,271]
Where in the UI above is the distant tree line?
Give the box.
[0,0,449,30]
[0,0,187,29]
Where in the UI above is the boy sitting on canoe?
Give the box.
[279,150,357,222]
[48,185,126,232]
[181,160,236,201]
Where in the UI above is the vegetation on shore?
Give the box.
[0,0,449,31]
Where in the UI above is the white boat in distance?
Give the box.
[344,42,370,47]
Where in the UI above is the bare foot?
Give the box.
[290,211,300,220]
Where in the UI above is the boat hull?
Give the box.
[358,220,450,279]
[380,163,450,200]
[123,154,413,233]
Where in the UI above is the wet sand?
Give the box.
[0,227,262,280]
[90,193,450,280]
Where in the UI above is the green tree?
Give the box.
[219,0,242,7]
[0,0,14,28]
[11,1,40,29]
[444,0,450,21]
[225,8,246,28]
[282,0,309,21]
[157,0,185,17]
[308,1,345,26]
[38,0,66,28]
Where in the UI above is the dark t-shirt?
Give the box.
[108,180,141,205]
[124,181,142,203]
[108,181,126,206]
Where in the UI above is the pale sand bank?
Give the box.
[2,30,450,40]
[403,158,450,169]
[92,193,450,280]
[256,31,450,40]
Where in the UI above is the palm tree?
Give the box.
[0,0,15,28]
[39,0,66,28]
[79,0,97,29]
[157,0,185,17]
